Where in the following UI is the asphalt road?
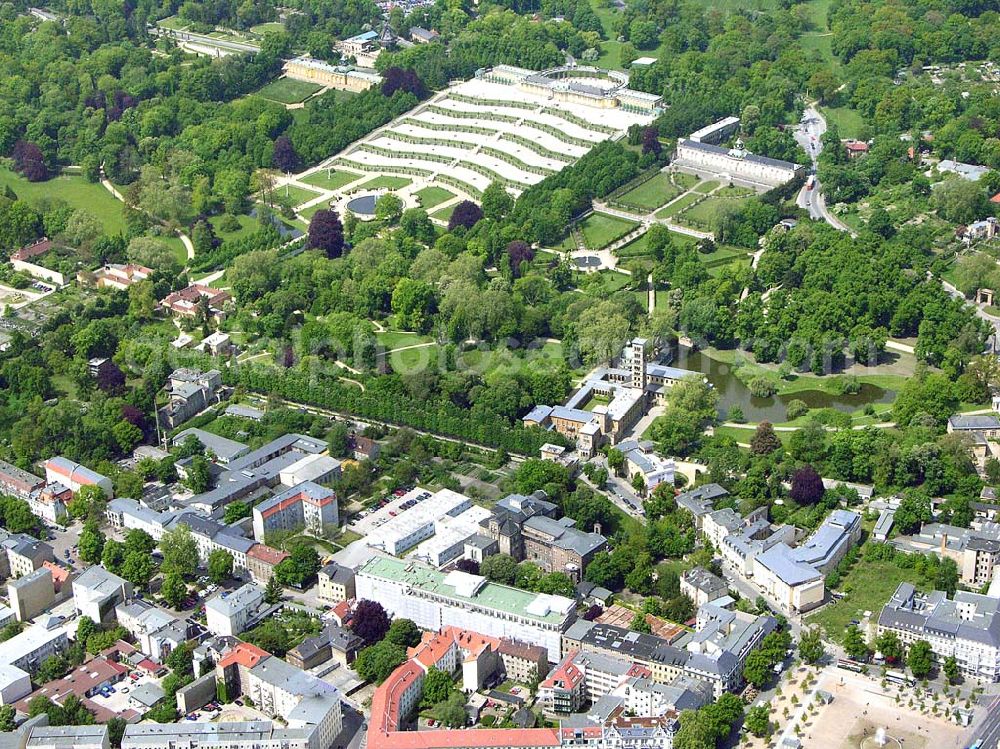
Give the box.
[792,106,856,235]
[970,693,1000,749]
[793,105,826,220]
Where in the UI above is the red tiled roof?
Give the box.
[538,651,583,691]
[218,642,270,670]
[162,284,232,310]
[11,238,53,262]
[373,729,560,749]
[411,634,457,670]
[247,544,289,566]
[626,663,652,679]
[991,192,1000,204]
[369,630,564,749]
[496,639,546,662]
[14,656,128,714]
[137,658,165,674]
[42,561,69,587]
[845,141,868,151]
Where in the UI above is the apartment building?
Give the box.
[497,640,549,685]
[73,566,132,623]
[0,620,71,673]
[205,584,266,637]
[43,457,112,498]
[215,644,343,749]
[679,567,728,608]
[115,600,189,662]
[891,522,1000,587]
[123,723,312,749]
[539,650,712,718]
[26,726,110,749]
[317,563,355,603]
[878,582,1000,682]
[252,482,339,542]
[105,500,257,572]
[0,461,44,502]
[674,484,730,530]
[247,545,289,586]
[8,568,55,622]
[356,556,576,659]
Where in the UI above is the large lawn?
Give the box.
[415,186,454,210]
[156,15,190,30]
[255,78,323,105]
[273,184,322,207]
[616,172,683,212]
[431,204,457,223]
[616,232,655,258]
[250,21,285,34]
[656,192,701,219]
[576,269,633,294]
[208,214,259,242]
[821,105,866,139]
[682,190,753,227]
[590,0,669,70]
[376,330,433,350]
[579,213,639,250]
[806,557,923,642]
[0,168,126,233]
[301,169,363,191]
[355,175,412,192]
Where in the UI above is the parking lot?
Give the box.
[88,671,166,716]
[348,487,426,535]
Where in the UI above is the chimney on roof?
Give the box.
[941,532,948,555]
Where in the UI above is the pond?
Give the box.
[671,346,896,422]
[346,194,378,216]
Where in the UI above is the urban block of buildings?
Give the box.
[0,460,69,524]
[750,509,862,613]
[368,624,679,749]
[878,582,1000,681]
[562,600,777,699]
[891,522,1000,588]
[252,481,339,542]
[355,556,576,659]
[478,492,607,580]
[524,338,697,456]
